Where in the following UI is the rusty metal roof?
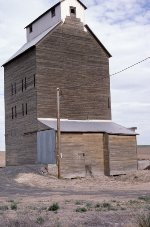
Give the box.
[38,118,137,135]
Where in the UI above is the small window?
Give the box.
[70,6,76,16]
[34,74,36,87]
[22,79,24,92]
[11,84,13,95]
[22,104,24,116]
[25,77,27,90]
[15,106,17,118]
[51,7,55,17]
[14,83,17,94]
[26,103,28,115]
[29,25,33,33]
[12,107,14,119]
[108,97,110,108]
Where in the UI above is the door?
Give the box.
[37,130,56,164]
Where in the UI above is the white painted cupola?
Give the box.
[25,0,87,42]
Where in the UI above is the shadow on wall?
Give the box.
[0,151,6,167]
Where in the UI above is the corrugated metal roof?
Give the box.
[38,118,137,135]
[3,22,61,66]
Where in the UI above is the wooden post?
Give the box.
[57,88,61,179]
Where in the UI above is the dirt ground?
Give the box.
[0,165,150,227]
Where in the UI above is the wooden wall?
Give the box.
[4,16,112,166]
[36,16,111,121]
[0,151,5,167]
[108,135,138,175]
[4,48,38,165]
[60,133,104,178]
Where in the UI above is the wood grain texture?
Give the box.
[60,133,104,178]
[36,16,111,122]
[0,151,5,167]
[4,15,137,174]
[4,48,38,165]
[108,135,138,175]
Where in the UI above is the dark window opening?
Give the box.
[25,77,27,90]
[12,107,14,119]
[14,83,17,94]
[51,7,55,17]
[22,79,24,92]
[11,84,13,95]
[108,97,110,108]
[29,25,33,33]
[34,74,36,87]
[70,6,76,16]
[22,104,24,116]
[15,106,17,118]
[26,103,28,115]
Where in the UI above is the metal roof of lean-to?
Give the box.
[38,118,137,135]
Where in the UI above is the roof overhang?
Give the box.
[38,118,138,135]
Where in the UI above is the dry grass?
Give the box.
[0,165,149,226]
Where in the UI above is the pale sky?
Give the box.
[0,0,150,150]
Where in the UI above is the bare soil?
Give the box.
[0,165,150,227]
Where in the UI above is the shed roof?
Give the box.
[38,118,137,135]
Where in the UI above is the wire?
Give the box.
[110,57,150,77]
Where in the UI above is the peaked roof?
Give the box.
[38,118,138,135]
[85,25,112,58]
[25,0,87,28]
[3,21,111,66]
[2,22,61,66]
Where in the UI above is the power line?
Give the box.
[110,57,150,77]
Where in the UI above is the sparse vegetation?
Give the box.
[86,202,93,209]
[7,200,15,203]
[36,217,44,225]
[0,166,149,226]
[75,200,83,205]
[128,200,140,205]
[137,213,150,227]
[48,203,59,212]
[95,202,114,211]
[10,202,17,210]
[76,207,87,213]
[138,196,150,203]
[0,205,8,211]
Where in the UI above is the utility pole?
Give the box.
[57,88,61,179]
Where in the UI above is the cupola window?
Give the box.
[70,7,76,16]
[51,7,55,17]
[29,25,33,33]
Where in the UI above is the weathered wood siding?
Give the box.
[103,133,110,176]
[4,16,112,166]
[4,48,38,165]
[108,135,137,175]
[0,151,5,167]
[60,133,104,178]
[36,16,111,121]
